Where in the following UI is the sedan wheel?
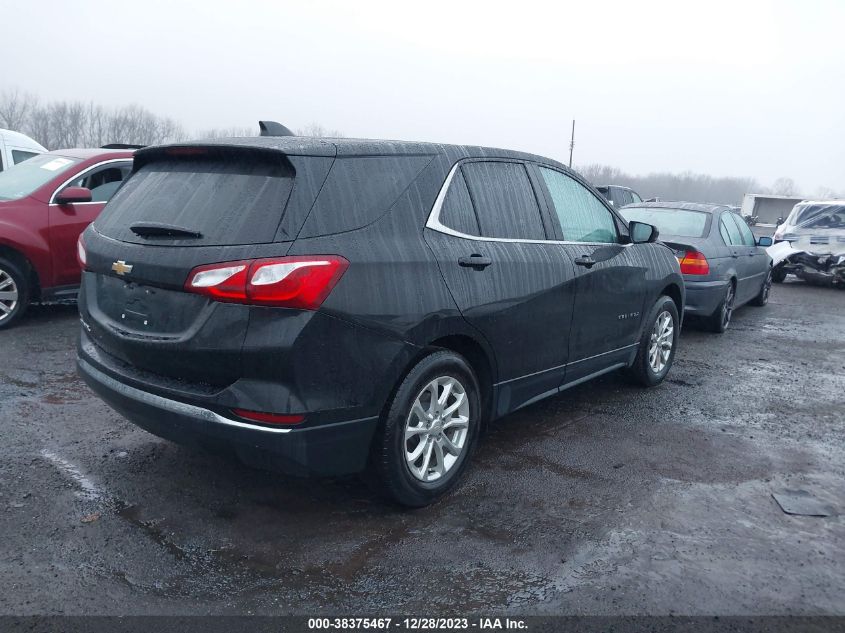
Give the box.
[707,283,735,333]
[751,269,772,306]
[0,269,19,323]
[721,284,735,329]
[0,257,28,330]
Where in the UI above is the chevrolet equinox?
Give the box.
[77,129,684,506]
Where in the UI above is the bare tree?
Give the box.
[297,123,344,138]
[0,89,38,131]
[197,126,257,139]
[577,163,763,205]
[770,177,799,197]
[814,185,842,199]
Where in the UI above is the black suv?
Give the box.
[77,134,684,506]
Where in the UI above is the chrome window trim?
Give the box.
[49,158,133,205]
[425,160,623,247]
[78,358,293,434]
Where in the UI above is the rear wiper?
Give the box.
[129,222,203,239]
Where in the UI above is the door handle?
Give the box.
[574,255,596,269]
[458,254,492,270]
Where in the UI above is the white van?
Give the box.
[0,129,47,172]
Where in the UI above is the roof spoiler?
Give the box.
[101,143,146,149]
[259,121,295,137]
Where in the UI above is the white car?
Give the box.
[0,129,47,172]
[773,200,845,245]
[769,200,845,286]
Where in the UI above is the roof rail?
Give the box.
[259,121,295,137]
[101,143,146,150]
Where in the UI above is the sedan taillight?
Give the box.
[678,250,710,275]
[185,256,349,310]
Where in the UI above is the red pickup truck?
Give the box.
[0,148,134,328]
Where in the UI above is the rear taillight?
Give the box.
[678,249,710,275]
[77,235,87,270]
[185,256,349,310]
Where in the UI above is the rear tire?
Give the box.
[772,265,787,284]
[0,257,29,330]
[751,268,772,306]
[367,350,480,507]
[627,295,679,387]
[706,282,735,333]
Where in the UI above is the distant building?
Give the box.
[741,194,804,226]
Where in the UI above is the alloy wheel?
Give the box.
[648,310,674,374]
[404,376,470,482]
[722,285,735,328]
[0,268,19,323]
[761,270,772,303]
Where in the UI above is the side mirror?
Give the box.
[56,186,92,205]
[757,236,773,247]
[629,220,659,244]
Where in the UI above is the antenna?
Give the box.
[568,119,575,168]
[258,121,295,137]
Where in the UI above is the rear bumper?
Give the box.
[78,357,379,477]
[683,279,729,317]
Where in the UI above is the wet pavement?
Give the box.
[1,280,843,616]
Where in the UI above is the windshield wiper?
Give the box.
[129,222,203,239]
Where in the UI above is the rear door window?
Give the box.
[721,215,743,245]
[730,213,757,246]
[461,161,546,240]
[95,150,295,246]
[539,167,618,243]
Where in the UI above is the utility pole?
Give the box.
[568,119,575,168]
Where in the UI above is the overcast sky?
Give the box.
[4,0,844,193]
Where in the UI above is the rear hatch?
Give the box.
[80,143,336,388]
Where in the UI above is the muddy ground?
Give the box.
[1,278,843,616]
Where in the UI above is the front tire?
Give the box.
[0,257,29,330]
[772,265,787,284]
[627,295,679,387]
[368,350,481,507]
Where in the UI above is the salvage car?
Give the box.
[0,148,134,328]
[621,202,773,332]
[770,200,845,286]
[77,128,684,506]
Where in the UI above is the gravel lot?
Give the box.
[1,278,843,616]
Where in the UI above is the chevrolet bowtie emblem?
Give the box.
[111,260,133,276]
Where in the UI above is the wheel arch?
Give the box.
[379,331,496,433]
[659,282,683,320]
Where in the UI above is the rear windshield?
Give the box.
[787,204,845,230]
[95,150,294,246]
[622,207,709,238]
[0,154,80,201]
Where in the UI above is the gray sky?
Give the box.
[5,0,844,193]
